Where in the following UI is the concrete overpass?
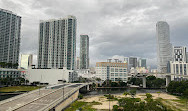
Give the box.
[0,83,92,111]
[130,73,188,88]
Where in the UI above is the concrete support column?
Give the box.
[143,76,146,88]
[166,75,171,87]
[87,85,90,91]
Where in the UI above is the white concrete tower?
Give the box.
[156,21,172,73]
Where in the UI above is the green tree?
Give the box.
[123,91,129,97]
[129,90,136,98]
[183,89,188,109]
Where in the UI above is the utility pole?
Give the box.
[39,74,42,96]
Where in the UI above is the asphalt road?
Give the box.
[0,84,82,111]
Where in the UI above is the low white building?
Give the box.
[151,69,158,73]
[27,67,78,84]
[76,69,96,78]
[130,67,149,74]
[96,60,128,82]
[168,61,188,75]
[168,61,188,80]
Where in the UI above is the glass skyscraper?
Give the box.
[38,15,77,70]
[80,35,89,69]
[0,9,21,64]
[156,21,172,73]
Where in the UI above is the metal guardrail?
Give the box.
[39,84,86,111]
[12,84,74,111]
[0,83,90,111]
[0,84,72,111]
[0,87,46,105]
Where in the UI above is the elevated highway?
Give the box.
[0,83,91,111]
[129,73,188,88]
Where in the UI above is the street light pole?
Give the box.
[63,85,64,99]
[39,74,42,96]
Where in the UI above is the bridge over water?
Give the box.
[0,83,91,111]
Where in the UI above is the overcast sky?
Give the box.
[0,0,188,68]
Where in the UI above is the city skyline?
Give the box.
[0,0,188,68]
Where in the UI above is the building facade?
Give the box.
[187,52,188,63]
[76,57,80,69]
[38,15,77,70]
[96,61,128,82]
[138,58,147,68]
[167,46,188,79]
[129,57,137,68]
[0,68,25,79]
[28,67,78,84]
[124,57,129,64]
[156,21,172,73]
[80,35,89,69]
[173,46,187,62]
[20,54,33,69]
[0,9,21,64]
[168,61,188,76]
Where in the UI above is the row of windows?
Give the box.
[0,71,21,74]
[0,75,20,78]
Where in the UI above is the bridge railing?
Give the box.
[0,87,46,105]
[39,84,86,111]
[2,84,73,111]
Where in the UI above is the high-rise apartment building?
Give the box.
[80,35,89,69]
[124,57,129,72]
[129,57,137,68]
[96,60,128,82]
[20,54,33,69]
[173,46,187,62]
[38,15,77,70]
[76,57,80,69]
[187,52,188,63]
[167,46,188,77]
[138,58,147,68]
[156,21,172,73]
[168,61,188,76]
[124,57,129,64]
[0,9,21,64]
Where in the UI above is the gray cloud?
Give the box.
[0,0,188,68]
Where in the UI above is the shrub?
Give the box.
[78,94,83,99]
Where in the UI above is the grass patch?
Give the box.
[0,86,43,92]
[65,101,102,111]
[157,98,182,111]
[138,94,146,96]
[172,97,188,110]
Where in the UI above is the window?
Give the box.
[115,68,118,72]
[111,68,114,72]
